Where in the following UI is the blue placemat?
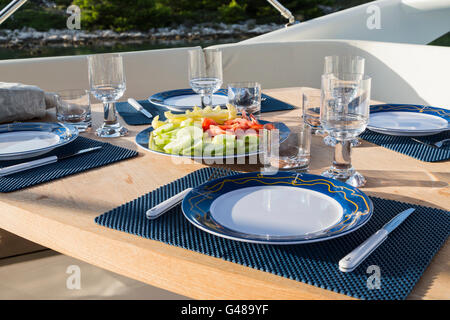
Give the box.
[0,136,138,192]
[95,167,450,300]
[360,130,450,162]
[116,93,295,125]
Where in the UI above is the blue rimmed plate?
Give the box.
[182,172,373,245]
[135,120,290,160]
[368,104,450,136]
[0,122,78,160]
[149,88,228,111]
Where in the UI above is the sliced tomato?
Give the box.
[208,125,226,136]
[263,123,276,130]
[250,124,264,130]
[249,114,261,125]
[202,118,218,131]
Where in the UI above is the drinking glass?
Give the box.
[302,92,322,134]
[88,53,128,138]
[56,89,92,132]
[265,122,311,171]
[228,82,261,117]
[323,56,365,147]
[320,73,371,187]
[324,55,365,75]
[188,49,223,108]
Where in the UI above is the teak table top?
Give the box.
[0,87,448,300]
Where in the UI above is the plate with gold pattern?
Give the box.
[181,172,373,244]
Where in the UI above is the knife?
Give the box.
[128,98,154,119]
[339,208,415,272]
[0,146,102,177]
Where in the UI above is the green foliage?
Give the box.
[218,1,247,24]
[0,0,66,30]
[0,0,341,31]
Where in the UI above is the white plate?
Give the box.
[368,111,448,136]
[182,172,373,244]
[164,95,228,109]
[210,186,343,237]
[149,89,229,111]
[0,122,79,160]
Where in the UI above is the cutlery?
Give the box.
[146,169,222,220]
[339,208,415,272]
[0,146,102,177]
[411,137,450,148]
[128,98,154,119]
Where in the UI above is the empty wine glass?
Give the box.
[188,49,223,108]
[322,56,365,147]
[320,73,371,187]
[88,53,128,138]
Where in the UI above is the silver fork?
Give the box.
[434,138,450,148]
[146,168,224,220]
[411,137,450,148]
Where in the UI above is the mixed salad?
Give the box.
[149,104,276,157]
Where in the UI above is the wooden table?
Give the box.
[0,87,448,300]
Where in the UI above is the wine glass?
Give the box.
[188,49,223,108]
[320,73,371,187]
[322,56,365,147]
[88,53,128,138]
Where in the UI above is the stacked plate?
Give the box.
[149,88,228,111]
[367,104,449,136]
[0,122,78,160]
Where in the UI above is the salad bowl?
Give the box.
[135,120,290,160]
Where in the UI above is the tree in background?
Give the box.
[75,0,336,31]
[0,0,344,31]
[0,0,67,30]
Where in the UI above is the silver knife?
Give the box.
[128,98,154,119]
[0,146,102,177]
[339,208,415,272]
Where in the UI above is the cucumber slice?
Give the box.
[153,123,174,135]
[212,134,236,145]
[176,126,203,140]
[203,143,224,157]
[163,135,191,154]
[180,118,193,128]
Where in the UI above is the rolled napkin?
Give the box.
[0,82,58,124]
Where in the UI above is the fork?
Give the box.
[411,137,450,148]
[434,138,450,148]
[146,168,224,220]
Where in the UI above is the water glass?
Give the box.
[265,122,311,171]
[324,56,365,75]
[320,73,371,187]
[228,82,261,117]
[302,92,322,133]
[88,53,128,138]
[188,48,223,108]
[56,89,92,132]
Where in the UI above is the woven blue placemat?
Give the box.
[95,167,450,300]
[0,136,138,192]
[116,93,295,125]
[360,130,450,162]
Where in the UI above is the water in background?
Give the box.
[0,38,237,60]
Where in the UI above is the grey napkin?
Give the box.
[0,82,57,124]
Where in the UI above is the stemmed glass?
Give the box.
[188,49,223,108]
[322,56,365,147]
[88,53,128,138]
[320,73,371,187]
